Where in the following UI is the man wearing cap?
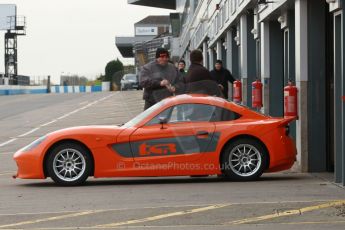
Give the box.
[210,60,235,99]
[139,48,181,110]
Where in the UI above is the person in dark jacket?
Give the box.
[172,59,187,95]
[185,50,211,83]
[139,48,181,110]
[178,59,187,79]
[210,60,235,99]
[184,50,223,97]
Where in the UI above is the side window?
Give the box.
[146,107,173,126]
[211,107,241,122]
[169,104,216,123]
[146,104,237,125]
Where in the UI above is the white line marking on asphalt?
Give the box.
[0,138,17,147]
[17,128,40,138]
[79,101,89,105]
[41,119,57,127]
[0,93,115,148]
[58,99,104,120]
[57,114,70,120]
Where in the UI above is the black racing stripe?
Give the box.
[206,132,220,152]
[112,132,221,158]
[112,143,132,158]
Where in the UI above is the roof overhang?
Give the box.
[115,36,153,58]
[128,0,176,10]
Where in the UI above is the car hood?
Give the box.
[14,125,127,158]
[48,125,124,137]
[37,125,127,149]
[123,80,137,83]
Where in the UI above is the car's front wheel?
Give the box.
[47,142,92,186]
[221,138,268,181]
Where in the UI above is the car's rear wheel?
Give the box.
[221,138,268,181]
[47,143,91,186]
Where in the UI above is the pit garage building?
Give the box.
[128,0,345,186]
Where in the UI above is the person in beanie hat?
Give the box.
[139,48,182,110]
[210,60,235,99]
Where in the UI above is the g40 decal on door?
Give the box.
[112,133,220,158]
[139,143,177,156]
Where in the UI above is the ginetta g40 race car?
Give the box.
[13,94,297,185]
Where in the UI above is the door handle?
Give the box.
[196,131,209,136]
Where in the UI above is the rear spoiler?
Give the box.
[278,116,298,127]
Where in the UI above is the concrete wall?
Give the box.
[0,85,47,95]
[0,82,111,96]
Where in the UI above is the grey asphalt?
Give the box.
[0,91,344,230]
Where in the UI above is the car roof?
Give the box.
[165,94,240,109]
[123,74,137,78]
[168,94,226,104]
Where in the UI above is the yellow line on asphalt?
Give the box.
[224,200,345,225]
[0,200,334,216]
[12,221,345,230]
[0,210,104,229]
[96,204,229,228]
[270,220,345,225]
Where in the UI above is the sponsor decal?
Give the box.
[112,132,221,158]
[135,27,158,36]
[139,143,177,156]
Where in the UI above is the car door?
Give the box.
[129,104,218,174]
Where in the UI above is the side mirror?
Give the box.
[159,117,168,129]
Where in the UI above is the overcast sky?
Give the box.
[0,0,172,83]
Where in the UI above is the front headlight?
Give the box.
[21,136,47,152]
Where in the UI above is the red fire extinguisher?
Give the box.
[252,79,263,108]
[233,80,242,103]
[284,81,298,118]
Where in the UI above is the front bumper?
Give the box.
[124,83,139,89]
[13,150,45,179]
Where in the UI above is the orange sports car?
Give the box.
[13,94,297,186]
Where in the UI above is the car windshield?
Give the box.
[121,99,167,128]
[125,75,137,81]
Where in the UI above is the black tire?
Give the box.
[46,142,92,186]
[221,138,268,181]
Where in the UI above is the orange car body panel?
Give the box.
[13,95,297,180]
